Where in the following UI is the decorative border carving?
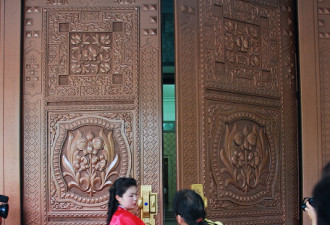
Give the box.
[141,46,161,187]
[182,25,199,187]
[23,99,42,224]
[318,0,330,165]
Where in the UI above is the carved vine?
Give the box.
[220,124,269,193]
[62,129,119,196]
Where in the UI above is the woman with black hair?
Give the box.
[304,162,330,225]
[107,177,145,225]
[173,190,221,225]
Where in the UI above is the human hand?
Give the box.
[305,201,317,225]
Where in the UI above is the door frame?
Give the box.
[298,0,323,224]
[0,0,21,224]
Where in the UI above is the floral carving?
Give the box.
[70,33,111,75]
[220,124,270,193]
[62,129,119,196]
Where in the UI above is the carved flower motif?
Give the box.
[92,137,104,151]
[231,150,244,167]
[71,34,82,45]
[249,152,260,168]
[71,63,82,74]
[73,151,89,172]
[99,62,111,73]
[95,155,107,171]
[62,129,119,196]
[82,46,98,61]
[220,124,270,192]
[100,34,111,45]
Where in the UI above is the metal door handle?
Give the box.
[191,184,208,208]
[138,185,158,225]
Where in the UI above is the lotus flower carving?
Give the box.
[220,124,270,193]
[62,129,119,196]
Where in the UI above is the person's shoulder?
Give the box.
[112,208,145,225]
[122,210,145,225]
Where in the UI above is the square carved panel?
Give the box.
[201,0,280,97]
[44,8,138,100]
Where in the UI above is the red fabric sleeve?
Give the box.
[110,207,145,225]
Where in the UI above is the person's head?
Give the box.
[173,190,207,225]
[312,175,330,225]
[106,177,138,224]
[322,162,330,177]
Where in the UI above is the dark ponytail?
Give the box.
[106,177,137,224]
[173,190,208,225]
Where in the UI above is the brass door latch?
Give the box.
[191,184,208,208]
[138,185,158,225]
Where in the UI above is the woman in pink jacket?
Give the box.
[107,177,145,225]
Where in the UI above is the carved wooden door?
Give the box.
[22,0,162,224]
[175,0,299,224]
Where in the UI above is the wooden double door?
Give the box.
[20,0,298,224]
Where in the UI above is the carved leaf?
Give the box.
[67,130,82,164]
[101,129,114,162]
[227,124,237,158]
[91,173,102,190]
[79,176,90,192]
[105,153,119,181]
[67,181,81,190]
[62,155,76,179]
[220,149,235,186]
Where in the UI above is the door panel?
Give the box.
[23,1,162,224]
[175,0,298,224]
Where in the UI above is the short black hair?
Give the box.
[173,190,207,225]
[312,175,330,225]
[322,162,330,177]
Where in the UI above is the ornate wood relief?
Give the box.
[23,0,161,224]
[50,114,132,209]
[44,7,138,101]
[207,102,279,212]
[177,0,298,224]
[199,0,298,224]
[202,0,280,97]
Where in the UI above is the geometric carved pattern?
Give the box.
[47,0,68,5]
[50,114,131,209]
[24,52,41,96]
[44,7,138,99]
[318,1,330,166]
[319,43,330,164]
[69,33,112,75]
[141,46,160,187]
[181,25,199,187]
[140,45,161,225]
[202,0,280,97]
[23,100,42,225]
